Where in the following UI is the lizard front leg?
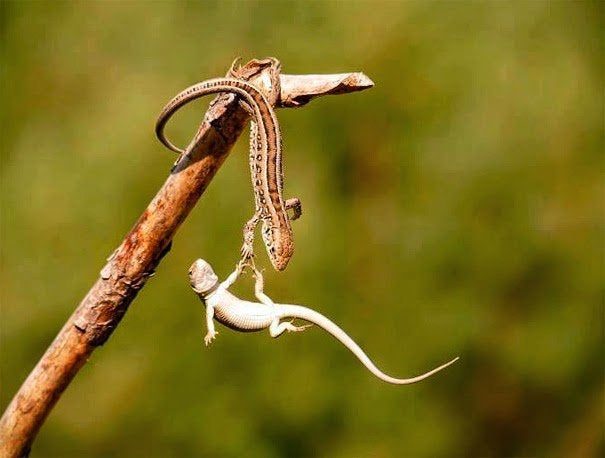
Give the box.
[240,212,260,262]
[204,304,218,346]
[220,262,245,290]
[252,268,311,338]
[285,197,302,221]
[252,266,274,306]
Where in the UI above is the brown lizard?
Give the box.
[155,64,301,271]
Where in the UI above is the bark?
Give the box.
[0,58,373,458]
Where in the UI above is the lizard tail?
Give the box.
[278,304,459,385]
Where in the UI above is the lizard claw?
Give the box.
[237,256,257,276]
[204,330,218,346]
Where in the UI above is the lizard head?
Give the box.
[262,225,294,271]
[269,242,293,271]
[189,259,219,296]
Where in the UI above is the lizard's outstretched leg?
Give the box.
[204,304,218,346]
[285,198,302,221]
[240,212,260,262]
[242,199,300,263]
[220,262,245,290]
[252,268,311,337]
[252,266,274,306]
[269,320,312,338]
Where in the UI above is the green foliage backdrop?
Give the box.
[1,1,603,456]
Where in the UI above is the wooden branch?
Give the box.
[279,72,374,107]
[0,59,373,458]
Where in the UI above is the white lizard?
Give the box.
[189,259,459,385]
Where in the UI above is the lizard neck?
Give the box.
[199,280,221,300]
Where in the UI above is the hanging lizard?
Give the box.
[155,73,301,271]
[189,259,459,385]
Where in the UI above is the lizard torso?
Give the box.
[155,78,298,270]
[189,259,459,385]
[210,290,274,331]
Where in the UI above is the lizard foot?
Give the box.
[204,330,218,346]
[238,256,257,276]
[285,197,302,221]
[285,321,313,333]
[270,320,312,338]
[240,243,254,262]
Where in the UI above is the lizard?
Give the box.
[189,258,459,385]
[155,69,301,271]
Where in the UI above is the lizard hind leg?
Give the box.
[269,319,312,338]
[254,269,312,337]
[285,198,302,221]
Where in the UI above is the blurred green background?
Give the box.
[1,1,603,457]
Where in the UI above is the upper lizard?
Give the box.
[155,77,300,271]
[189,258,459,385]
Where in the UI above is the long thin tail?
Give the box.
[278,304,459,385]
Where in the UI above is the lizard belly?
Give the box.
[213,303,273,332]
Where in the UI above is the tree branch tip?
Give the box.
[279,72,375,108]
